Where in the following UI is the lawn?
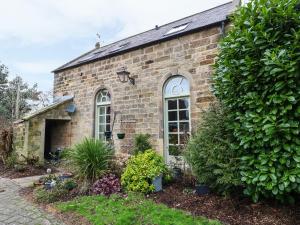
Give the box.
[57,193,221,225]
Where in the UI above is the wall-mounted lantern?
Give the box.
[116,67,135,85]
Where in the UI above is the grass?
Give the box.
[57,193,221,225]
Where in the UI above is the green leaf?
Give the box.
[259,174,268,182]
[289,175,296,183]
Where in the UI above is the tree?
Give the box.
[0,63,41,123]
[213,0,300,202]
[0,63,9,116]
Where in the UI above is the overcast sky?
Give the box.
[0,0,230,92]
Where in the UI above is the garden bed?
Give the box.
[0,161,57,179]
[150,183,299,225]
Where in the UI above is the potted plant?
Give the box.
[152,174,163,192]
[195,183,210,195]
[117,132,125,139]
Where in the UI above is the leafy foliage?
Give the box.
[121,149,167,193]
[132,133,152,155]
[185,104,242,195]
[57,193,221,225]
[34,183,68,204]
[91,174,121,196]
[68,138,113,182]
[213,0,300,202]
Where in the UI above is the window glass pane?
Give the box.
[179,122,189,132]
[168,100,177,110]
[106,124,110,131]
[99,107,105,114]
[99,133,105,140]
[106,115,111,123]
[168,111,177,121]
[106,106,111,114]
[99,116,105,123]
[179,134,189,144]
[179,110,189,120]
[164,76,190,97]
[169,134,178,144]
[97,89,111,104]
[99,125,105,132]
[179,99,189,109]
[168,122,178,132]
[169,145,181,156]
[106,92,111,102]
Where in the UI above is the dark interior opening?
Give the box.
[44,119,70,160]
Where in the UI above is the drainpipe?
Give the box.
[221,21,225,37]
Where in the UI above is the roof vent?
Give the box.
[95,42,100,49]
[155,25,159,30]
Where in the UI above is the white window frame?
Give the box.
[163,76,191,164]
[95,90,111,140]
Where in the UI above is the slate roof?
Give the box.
[53,1,237,73]
[18,96,74,121]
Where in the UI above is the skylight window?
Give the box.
[77,54,95,63]
[109,42,130,53]
[165,23,189,36]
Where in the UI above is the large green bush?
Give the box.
[68,138,113,182]
[121,149,167,193]
[185,104,242,195]
[132,133,152,155]
[214,0,300,202]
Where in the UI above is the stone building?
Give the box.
[14,1,238,164]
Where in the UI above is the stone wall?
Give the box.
[13,101,72,163]
[54,25,223,155]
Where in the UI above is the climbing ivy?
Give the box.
[213,0,300,202]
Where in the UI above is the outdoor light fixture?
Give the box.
[116,67,135,85]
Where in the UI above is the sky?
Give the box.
[0,0,230,93]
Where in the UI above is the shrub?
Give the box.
[91,174,121,196]
[121,149,167,193]
[133,133,152,155]
[185,104,242,195]
[34,185,68,203]
[213,0,300,202]
[109,154,130,177]
[64,179,78,191]
[5,152,17,168]
[68,138,113,182]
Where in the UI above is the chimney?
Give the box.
[155,25,159,30]
[95,42,100,49]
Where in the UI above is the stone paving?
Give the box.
[0,177,64,225]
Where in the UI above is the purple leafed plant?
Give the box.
[91,174,121,196]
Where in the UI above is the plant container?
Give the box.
[117,133,125,139]
[104,131,112,139]
[172,167,182,180]
[195,184,210,195]
[152,174,163,192]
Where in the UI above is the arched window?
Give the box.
[95,89,111,140]
[164,76,190,160]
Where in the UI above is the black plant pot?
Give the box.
[172,167,182,180]
[104,131,112,139]
[117,133,125,139]
[195,184,210,195]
